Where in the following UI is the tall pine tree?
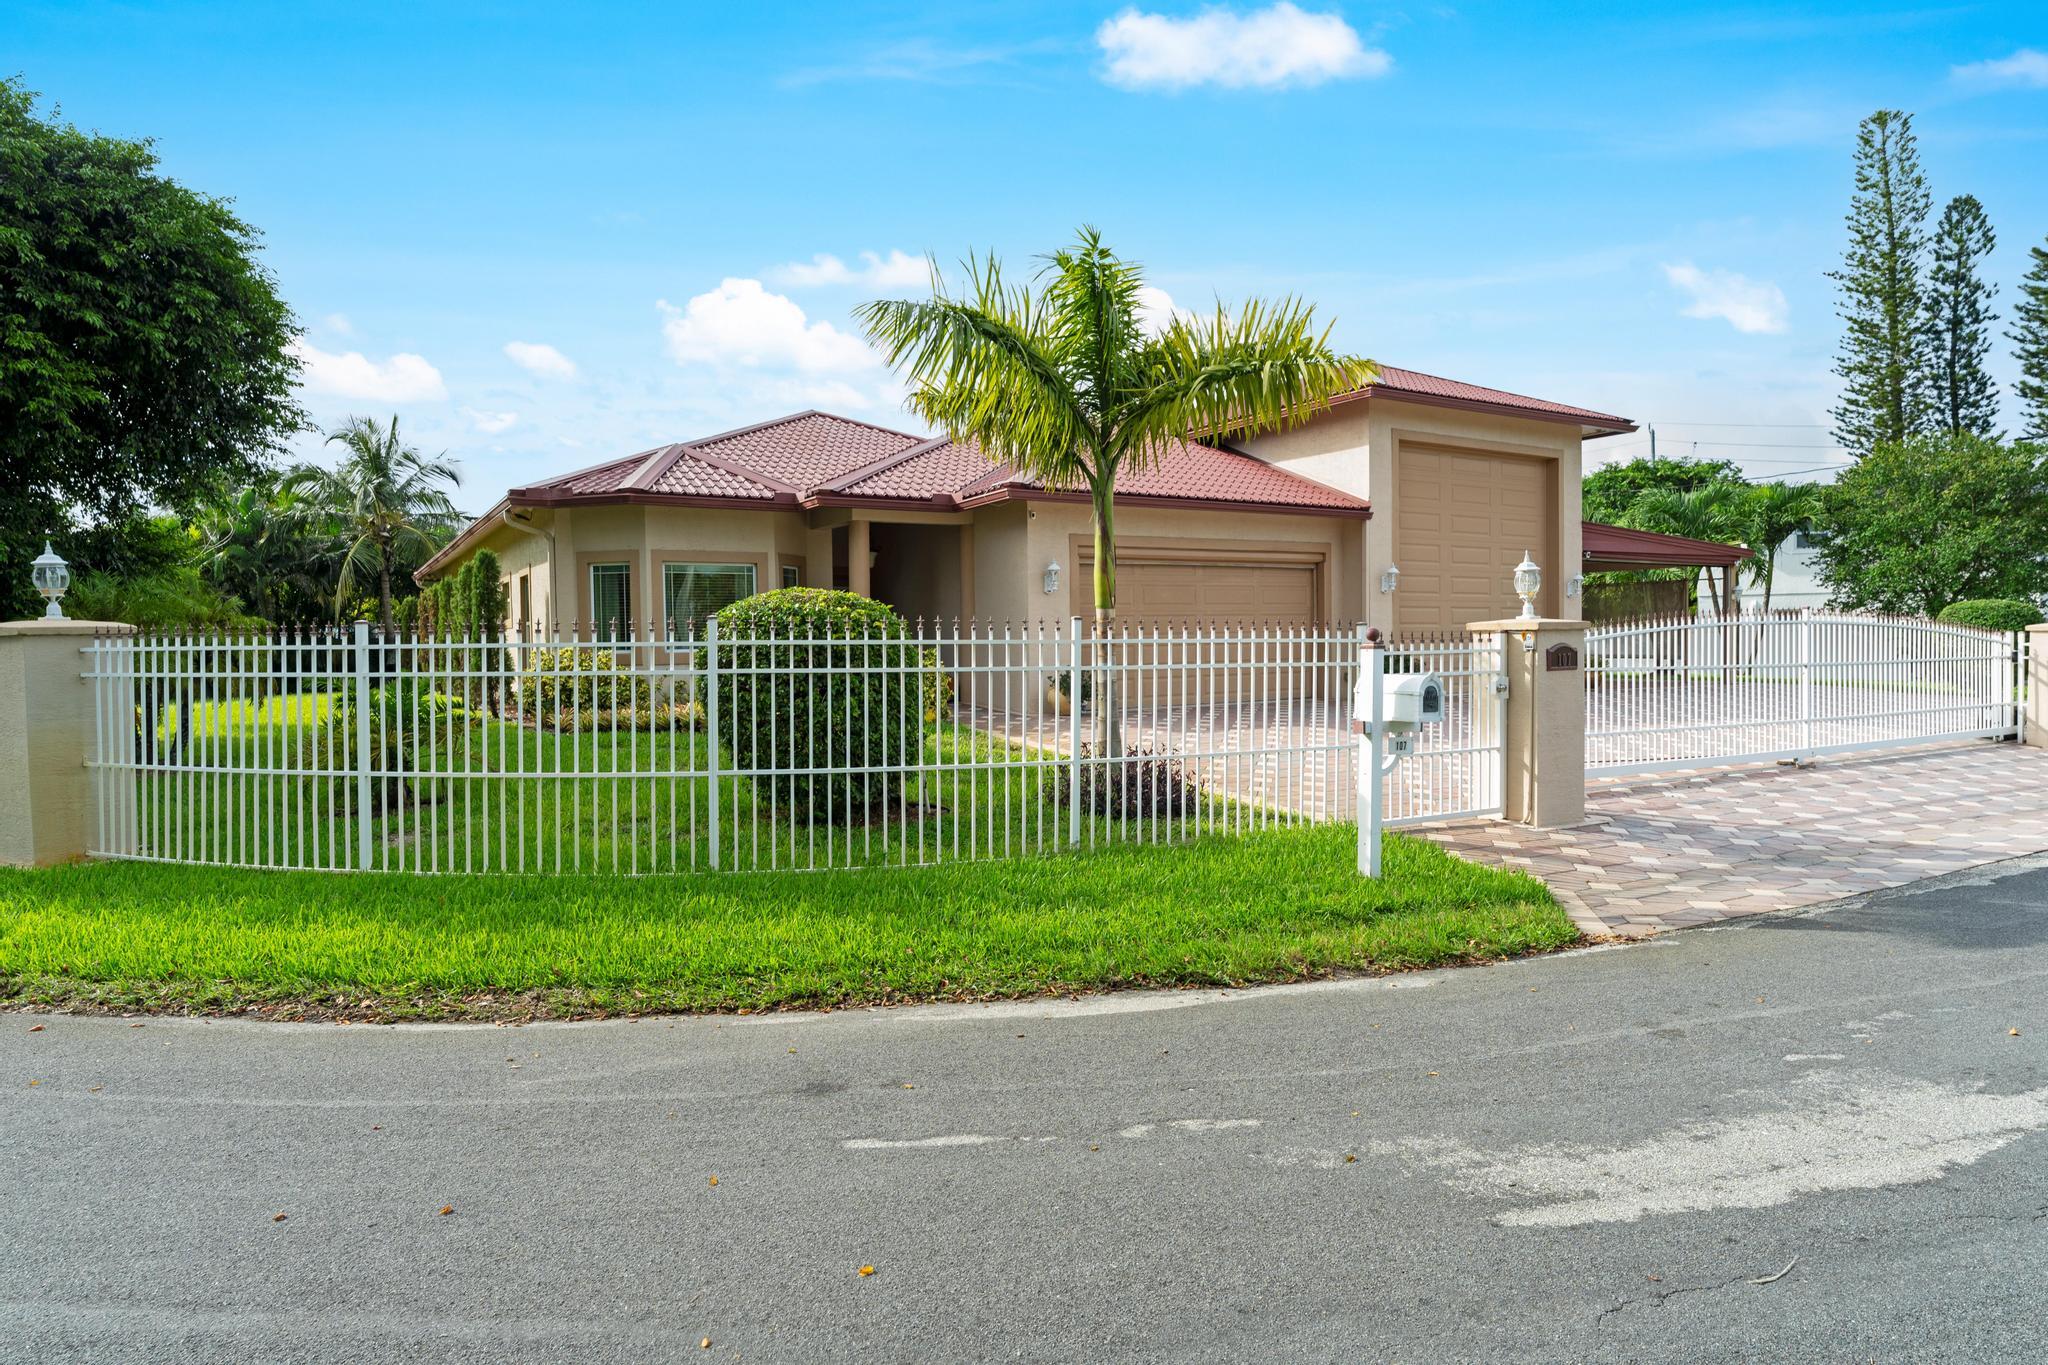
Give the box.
[1921,194,2000,436]
[1829,110,1932,454]
[2012,235,2048,440]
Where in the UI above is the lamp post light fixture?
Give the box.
[1042,560,1061,596]
[31,541,70,619]
[1379,564,1400,594]
[1512,551,1541,622]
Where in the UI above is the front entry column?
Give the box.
[848,519,871,597]
[1468,617,1589,828]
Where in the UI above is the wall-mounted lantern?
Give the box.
[31,542,70,619]
[1042,561,1062,595]
[1379,564,1400,594]
[1565,573,1583,600]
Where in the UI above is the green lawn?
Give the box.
[0,824,1574,1021]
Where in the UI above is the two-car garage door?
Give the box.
[1394,445,1556,637]
[1071,550,1321,629]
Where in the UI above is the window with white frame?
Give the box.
[781,563,801,588]
[664,562,757,638]
[589,562,631,636]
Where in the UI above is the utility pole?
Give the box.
[1648,423,1657,459]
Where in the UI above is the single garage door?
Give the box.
[1072,552,1321,628]
[1395,446,1555,636]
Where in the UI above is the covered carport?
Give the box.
[1580,520,1752,618]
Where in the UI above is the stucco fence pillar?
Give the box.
[2026,624,2048,749]
[1467,618,1589,829]
[0,618,133,867]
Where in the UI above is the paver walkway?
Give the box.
[1416,741,2048,937]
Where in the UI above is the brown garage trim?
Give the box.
[1067,534,1334,625]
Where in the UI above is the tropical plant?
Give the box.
[286,415,462,633]
[2011,234,2048,441]
[1623,484,1745,608]
[1829,110,1933,454]
[1734,482,1821,614]
[857,227,1373,750]
[1812,432,2048,615]
[0,78,302,618]
[192,480,327,622]
[1580,456,1746,526]
[1921,193,2000,437]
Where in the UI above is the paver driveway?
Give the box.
[1417,741,2048,937]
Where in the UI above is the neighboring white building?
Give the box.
[1698,530,1828,613]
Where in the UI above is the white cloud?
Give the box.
[773,249,930,289]
[463,408,519,434]
[658,278,880,373]
[1951,48,2048,90]
[1097,3,1391,90]
[289,339,447,402]
[1136,284,1198,334]
[503,341,579,379]
[1662,263,1789,335]
[321,313,354,336]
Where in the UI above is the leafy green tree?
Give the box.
[1734,481,1821,613]
[1581,455,1747,525]
[1921,194,2000,436]
[858,228,1372,749]
[0,79,301,617]
[2011,235,2048,440]
[286,415,462,633]
[1812,432,2048,614]
[1829,110,1933,454]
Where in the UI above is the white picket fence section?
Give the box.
[81,619,1505,875]
[1585,611,2028,776]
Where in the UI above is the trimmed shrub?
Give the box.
[706,589,924,822]
[1937,599,2044,632]
[1042,743,1201,821]
[522,646,655,722]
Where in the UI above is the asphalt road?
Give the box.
[5,858,2048,1364]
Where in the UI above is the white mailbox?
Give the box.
[1355,670,1447,730]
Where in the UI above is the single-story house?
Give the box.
[417,365,1728,639]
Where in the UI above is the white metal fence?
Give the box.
[1585,610,2029,776]
[82,619,1505,875]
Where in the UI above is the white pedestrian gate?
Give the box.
[1585,611,2028,776]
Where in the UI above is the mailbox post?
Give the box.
[1354,627,1446,878]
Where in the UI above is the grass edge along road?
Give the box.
[0,825,1572,1021]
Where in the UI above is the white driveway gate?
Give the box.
[1586,611,2028,776]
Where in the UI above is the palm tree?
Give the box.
[192,480,325,622]
[1626,485,1745,612]
[287,415,462,633]
[1735,482,1820,615]
[858,228,1374,748]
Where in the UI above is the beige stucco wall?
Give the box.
[1240,398,1588,633]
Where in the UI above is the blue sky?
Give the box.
[7,1,2046,506]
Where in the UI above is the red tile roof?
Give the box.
[1349,365,1634,433]
[503,410,1370,516]
[958,437,1368,514]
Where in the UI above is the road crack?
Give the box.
[1594,1263,1798,1327]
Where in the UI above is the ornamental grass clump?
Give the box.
[705,589,929,824]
